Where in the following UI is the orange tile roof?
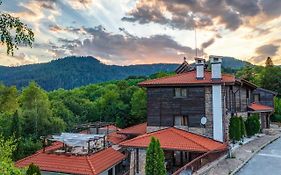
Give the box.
[107,132,128,144]
[118,123,147,136]
[120,127,226,152]
[248,102,274,112]
[16,147,126,175]
[139,70,235,87]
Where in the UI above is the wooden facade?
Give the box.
[253,88,277,108]
[147,87,205,127]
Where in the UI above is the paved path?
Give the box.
[195,131,281,175]
[236,137,281,175]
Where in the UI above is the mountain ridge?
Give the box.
[0,56,250,91]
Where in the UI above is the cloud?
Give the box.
[65,0,93,9]
[33,0,57,10]
[256,44,279,56]
[250,44,280,64]
[201,38,215,49]
[49,25,199,64]
[122,0,281,31]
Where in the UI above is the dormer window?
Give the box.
[175,88,187,97]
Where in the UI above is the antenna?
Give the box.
[194,26,198,57]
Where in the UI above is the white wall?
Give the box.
[212,85,223,142]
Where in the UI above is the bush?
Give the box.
[229,117,242,142]
[271,114,281,122]
[245,114,260,137]
[239,117,246,138]
[26,163,41,175]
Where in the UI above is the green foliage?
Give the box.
[20,82,65,137]
[229,117,242,142]
[0,84,18,114]
[0,1,34,55]
[271,114,281,122]
[0,135,25,175]
[26,163,41,175]
[130,88,147,125]
[0,56,178,91]
[236,58,281,95]
[239,117,246,137]
[14,138,42,161]
[274,97,281,115]
[145,137,167,175]
[260,66,281,95]
[245,114,260,137]
[11,111,21,139]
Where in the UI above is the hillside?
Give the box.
[0,56,249,91]
[0,56,178,90]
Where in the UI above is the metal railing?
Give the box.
[172,149,228,175]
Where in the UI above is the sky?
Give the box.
[0,0,281,66]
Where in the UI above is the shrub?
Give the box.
[26,163,41,175]
[239,117,246,137]
[245,114,260,137]
[229,117,242,142]
[271,114,281,122]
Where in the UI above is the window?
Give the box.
[174,115,189,126]
[174,88,187,97]
[254,94,260,103]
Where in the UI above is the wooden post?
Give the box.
[136,148,139,173]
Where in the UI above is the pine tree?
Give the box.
[265,57,274,67]
[26,163,41,175]
[145,137,166,175]
[155,139,166,175]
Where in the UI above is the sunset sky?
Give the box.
[1,0,281,66]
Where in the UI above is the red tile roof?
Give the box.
[139,70,235,87]
[248,102,274,112]
[118,123,147,136]
[107,132,128,144]
[16,146,126,175]
[120,127,226,152]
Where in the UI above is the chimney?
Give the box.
[195,58,205,79]
[210,55,222,80]
[209,55,223,142]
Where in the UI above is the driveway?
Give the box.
[236,137,281,175]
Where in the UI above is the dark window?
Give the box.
[174,88,187,97]
[174,115,189,126]
[254,94,260,103]
[108,168,113,175]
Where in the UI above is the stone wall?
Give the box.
[204,87,213,138]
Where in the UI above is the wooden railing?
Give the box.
[172,149,228,175]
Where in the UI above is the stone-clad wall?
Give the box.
[204,87,213,138]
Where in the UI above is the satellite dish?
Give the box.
[201,117,207,125]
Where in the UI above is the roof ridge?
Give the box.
[86,156,96,175]
[170,128,210,151]
[120,126,169,145]
[139,71,195,84]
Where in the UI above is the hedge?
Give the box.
[245,114,260,137]
[229,116,242,142]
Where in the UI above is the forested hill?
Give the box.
[0,56,249,91]
[0,56,178,90]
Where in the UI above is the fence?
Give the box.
[172,148,228,175]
